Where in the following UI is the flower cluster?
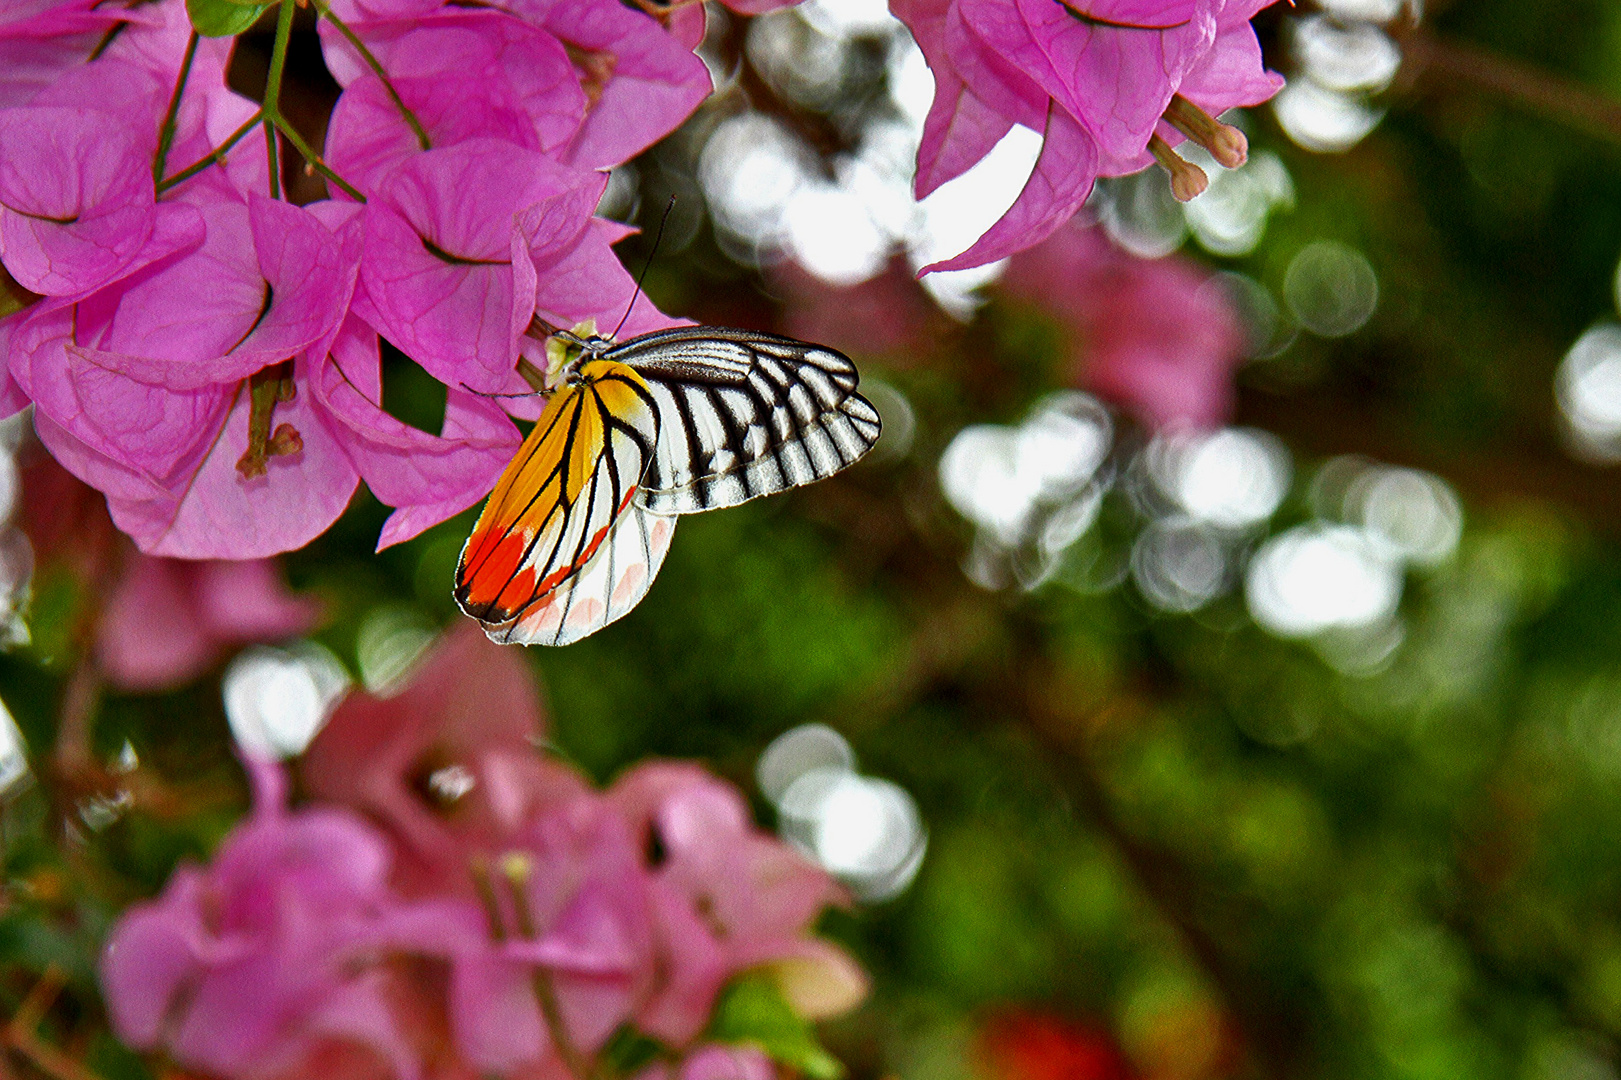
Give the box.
[0,0,713,558]
[0,0,1283,558]
[101,624,865,1079]
[890,0,1285,271]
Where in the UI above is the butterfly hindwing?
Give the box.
[455,359,660,633]
[484,502,677,646]
[607,327,882,514]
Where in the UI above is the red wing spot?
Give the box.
[461,529,531,608]
[494,566,539,617]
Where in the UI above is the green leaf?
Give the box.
[705,972,845,1080]
[600,1026,667,1076]
[185,0,273,37]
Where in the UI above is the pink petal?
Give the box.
[680,1045,776,1080]
[305,972,422,1080]
[450,951,548,1070]
[922,103,1097,273]
[84,195,355,391]
[636,877,728,1045]
[533,219,689,339]
[357,141,601,393]
[958,0,1215,162]
[95,554,216,692]
[1174,14,1284,115]
[509,0,711,170]
[326,12,586,194]
[0,105,156,296]
[193,558,321,643]
[310,315,521,549]
[99,868,209,1046]
[105,351,361,558]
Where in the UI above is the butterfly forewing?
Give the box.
[455,359,660,632]
[607,327,882,514]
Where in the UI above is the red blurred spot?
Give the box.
[980,1013,1136,1080]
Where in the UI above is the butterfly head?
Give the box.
[542,319,616,390]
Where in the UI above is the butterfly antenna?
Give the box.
[611,194,677,340]
[460,382,546,399]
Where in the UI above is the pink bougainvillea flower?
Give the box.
[9,188,362,558]
[304,627,865,1068]
[608,763,867,1042]
[303,620,587,898]
[493,0,711,169]
[323,10,587,196]
[99,756,471,1080]
[894,0,1283,271]
[320,0,709,173]
[95,552,320,693]
[355,139,675,396]
[1000,219,1246,430]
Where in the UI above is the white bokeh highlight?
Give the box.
[224,642,351,759]
[758,724,926,902]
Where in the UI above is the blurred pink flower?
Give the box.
[304,626,867,1068]
[609,763,867,1042]
[891,0,1283,271]
[999,219,1245,430]
[638,1045,777,1080]
[100,757,474,1080]
[303,621,582,897]
[95,552,320,693]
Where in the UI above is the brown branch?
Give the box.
[1402,29,1621,146]
[5,966,105,1080]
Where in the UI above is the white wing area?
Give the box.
[612,330,881,515]
[637,386,881,514]
[483,505,678,647]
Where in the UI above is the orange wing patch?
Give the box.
[455,360,660,628]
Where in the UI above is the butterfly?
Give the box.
[454,322,882,646]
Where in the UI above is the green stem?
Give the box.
[157,109,263,193]
[262,0,297,199]
[152,31,199,186]
[269,115,366,202]
[315,1,430,151]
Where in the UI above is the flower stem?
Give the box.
[501,854,596,1080]
[157,109,264,193]
[1402,29,1621,147]
[152,31,199,186]
[269,114,367,202]
[314,1,430,151]
[262,0,297,199]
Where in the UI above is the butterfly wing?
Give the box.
[484,503,677,646]
[455,359,661,640]
[608,327,882,515]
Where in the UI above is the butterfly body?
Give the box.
[455,325,881,646]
